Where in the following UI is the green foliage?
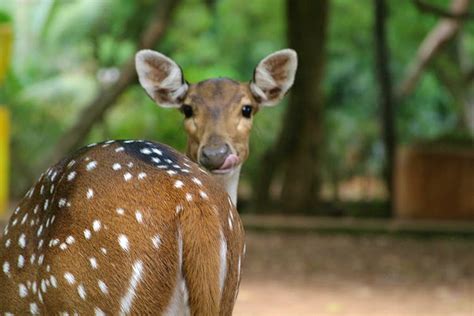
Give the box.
[0,10,11,23]
[1,0,470,200]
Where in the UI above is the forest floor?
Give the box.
[1,210,473,315]
[234,230,474,316]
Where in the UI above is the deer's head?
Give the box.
[135,49,297,202]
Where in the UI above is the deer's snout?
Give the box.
[199,143,231,170]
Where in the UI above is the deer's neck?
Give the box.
[186,151,240,205]
[214,166,241,206]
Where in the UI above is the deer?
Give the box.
[0,48,297,315]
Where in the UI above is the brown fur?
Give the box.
[0,141,244,315]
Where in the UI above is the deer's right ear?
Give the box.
[135,50,188,108]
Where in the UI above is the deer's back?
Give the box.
[0,140,244,315]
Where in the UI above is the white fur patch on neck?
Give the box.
[216,166,241,206]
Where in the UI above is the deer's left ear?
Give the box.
[250,49,298,106]
[135,50,188,108]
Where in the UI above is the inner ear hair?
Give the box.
[135,50,188,108]
[250,49,298,106]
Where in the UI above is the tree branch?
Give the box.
[396,0,470,99]
[413,0,474,20]
[43,0,180,168]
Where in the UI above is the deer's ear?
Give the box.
[250,49,298,106]
[135,50,188,108]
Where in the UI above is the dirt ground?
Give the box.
[234,232,474,316]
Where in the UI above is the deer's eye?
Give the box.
[241,105,253,118]
[181,104,193,118]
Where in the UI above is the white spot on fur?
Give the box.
[118,234,129,251]
[18,255,25,268]
[199,190,208,200]
[64,272,75,285]
[192,177,202,186]
[119,260,144,314]
[18,233,26,248]
[66,236,75,245]
[98,280,108,294]
[67,171,76,181]
[50,275,58,288]
[77,283,87,300]
[86,161,97,171]
[30,302,39,314]
[3,261,10,277]
[152,235,161,249]
[135,211,143,224]
[58,198,67,208]
[89,257,98,269]
[93,220,101,232]
[87,188,94,199]
[124,172,132,181]
[19,283,28,298]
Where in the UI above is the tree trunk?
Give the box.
[254,0,329,212]
[374,0,396,213]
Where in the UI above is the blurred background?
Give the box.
[0,0,473,315]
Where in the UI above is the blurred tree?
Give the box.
[374,0,395,213]
[40,0,180,176]
[254,0,329,212]
[3,0,471,210]
[397,0,473,133]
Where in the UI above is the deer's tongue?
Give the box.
[218,154,240,171]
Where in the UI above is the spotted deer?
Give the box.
[0,49,297,315]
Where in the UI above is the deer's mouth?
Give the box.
[211,154,240,175]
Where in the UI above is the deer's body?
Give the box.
[0,49,296,315]
[0,140,244,315]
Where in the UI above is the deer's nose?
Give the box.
[200,143,231,170]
